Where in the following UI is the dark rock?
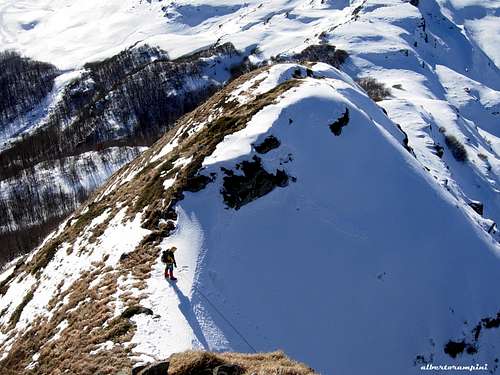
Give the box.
[434,144,444,158]
[121,305,154,319]
[184,174,214,192]
[254,135,281,154]
[482,313,500,329]
[444,340,466,358]
[487,222,496,234]
[164,204,178,221]
[472,323,482,341]
[134,361,169,375]
[213,364,243,375]
[142,221,176,244]
[352,5,363,16]
[292,68,303,78]
[119,253,130,262]
[276,44,348,68]
[132,365,147,375]
[468,201,484,216]
[396,124,414,155]
[222,156,289,209]
[466,344,478,355]
[329,108,349,136]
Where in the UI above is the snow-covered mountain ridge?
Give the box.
[1,60,499,374]
[0,0,499,374]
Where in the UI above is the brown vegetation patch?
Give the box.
[8,287,35,329]
[29,239,62,275]
[444,134,468,162]
[168,350,317,375]
[0,262,135,375]
[357,77,391,102]
[254,135,281,154]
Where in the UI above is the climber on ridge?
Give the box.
[161,246,177,281]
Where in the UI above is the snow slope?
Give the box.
[1,63,499,375]
[134,63,500,374]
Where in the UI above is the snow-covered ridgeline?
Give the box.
[1,62,499,374]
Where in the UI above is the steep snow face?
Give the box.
[1,64,499,375]
[316,0,500,244]
[135,63,500,374]
[436,0,500,68]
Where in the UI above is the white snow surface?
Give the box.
[19,61,494,374]
[129,206,210,361]
[138,65,500,374]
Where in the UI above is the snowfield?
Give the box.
[0,61,499,374]
[1,0,500,374]
[133,63,500,374]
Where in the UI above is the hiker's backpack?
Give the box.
[161,250,174,264]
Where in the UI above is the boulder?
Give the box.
[469,201,484,216]
[213,364,243,375]
[133,361,169,375]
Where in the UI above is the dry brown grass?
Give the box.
[0,262,135,375]
[168,350,318,375]
[356,77,391,102]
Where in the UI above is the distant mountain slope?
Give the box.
[1,63,499,375]
[0,43,243,263]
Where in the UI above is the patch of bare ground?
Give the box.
[168,350,318,375]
